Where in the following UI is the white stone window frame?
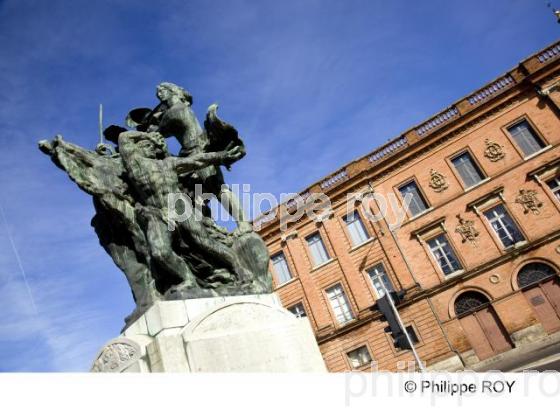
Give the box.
[412,217,466,281]
[528,159,560,213]
[501,115,550,160]
[305,230,331,268]
[482,204,525,249]
[342,208,371,248]
[446,147,488,190]
[365,261,396,299]
[427,234,463,276]
[395,177,432,219]
[287,301,307,319]
[270,251,293,286]
[344,344,374,370]
[286,295,316,330]
[269,237,299,289]
[324,283,355,326]
[467,187,528,253]
[547,176,560,201]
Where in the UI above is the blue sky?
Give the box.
[0,0,558,371]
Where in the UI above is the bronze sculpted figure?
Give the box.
[129,82,252,235]
[39,84,272,327]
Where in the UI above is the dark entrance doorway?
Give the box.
[517,262,560,334]
[455,291,513,361]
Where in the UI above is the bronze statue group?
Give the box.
[39,83,271,325]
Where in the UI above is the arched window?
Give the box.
[454,291,490,316]
[517,263,556,288]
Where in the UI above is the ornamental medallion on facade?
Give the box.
[455,214,479,245]
[515,189,543,215]
[428,169,448,192]
[483,139,505,162]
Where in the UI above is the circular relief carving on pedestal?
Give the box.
[91,337,141,372]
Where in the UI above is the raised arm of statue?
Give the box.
[39,134,160,319]
[172,145,245,176]
[39,135,130,200]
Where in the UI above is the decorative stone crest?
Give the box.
[428,169,448,192]
[483,139,505,162]
[91,338,141,372]
[515,189,543,215]
[454,214,479,245]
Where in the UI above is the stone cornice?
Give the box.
[256,40,560,238]
[465,186,505,211]
[409,216,447,239]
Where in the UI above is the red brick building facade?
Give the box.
[254,41,560,371]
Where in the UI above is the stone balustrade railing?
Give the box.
[286,190,310,209]
[538,43,560,63]
[320,169,349,190]
[252,211,277,230]
[415,106,459,137]
[467,75,514,105]
[368,135,408,163]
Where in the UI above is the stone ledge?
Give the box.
[93,293,325,373]
[124,294,283,338]
[470,328,560,372]
[426,354,465,372]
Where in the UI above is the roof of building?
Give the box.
[253,39,560,232]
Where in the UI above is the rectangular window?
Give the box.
[483,204,525,248]
[366,263,394,298]
[546,176,560,201]
[306,233,330,267]
[393,326,420,351]
[343,210,370,246]
[399,181,428,216]
[346,346,372,369]
[507,120,546,157]
[451,151,485,187]
[326,284,354,324]
[427,234,462,275]
[271,252,292,285]
[288,302,307,318]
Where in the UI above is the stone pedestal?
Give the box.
[91,294,327,372]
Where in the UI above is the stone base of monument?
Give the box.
[91,294,327,372]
